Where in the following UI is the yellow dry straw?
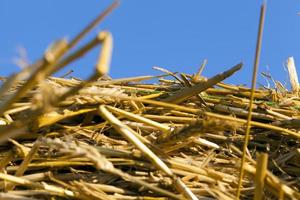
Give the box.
[236,3,266,199]
[0,172,75,197]
[0,1,119,115]
[96,93,300,139]
[98,105,198,200]
[0,39,68,115]
[163,63,243,104]
[6,140,40,190]
[254,153,268,200]
[96,31,113,75]
[0,29,113,144]
[105,105,171,133]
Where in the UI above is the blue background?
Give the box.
[1,0,300,87]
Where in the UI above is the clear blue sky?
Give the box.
[1,1,300,87]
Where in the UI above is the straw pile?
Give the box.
[0,2,299,200]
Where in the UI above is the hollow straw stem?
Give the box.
[286,57,299,96]
[96,31,113,75]
[236,3,266,199]
[254,153,268,200]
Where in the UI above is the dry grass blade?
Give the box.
[38,138,184,200]
[106,105,171,133]
[153,66,185,86]
[0,1,299,199]
[237,3,266,198]
[98,105,198,200]
[156,118,237,146]
[68,0,119,49]
[0,1,118,115]
[163,63,242,104]
[205,111,300,138]
[98,105,173,176]
[192,59,208,82]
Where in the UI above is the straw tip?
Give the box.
[112,0,121,7]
